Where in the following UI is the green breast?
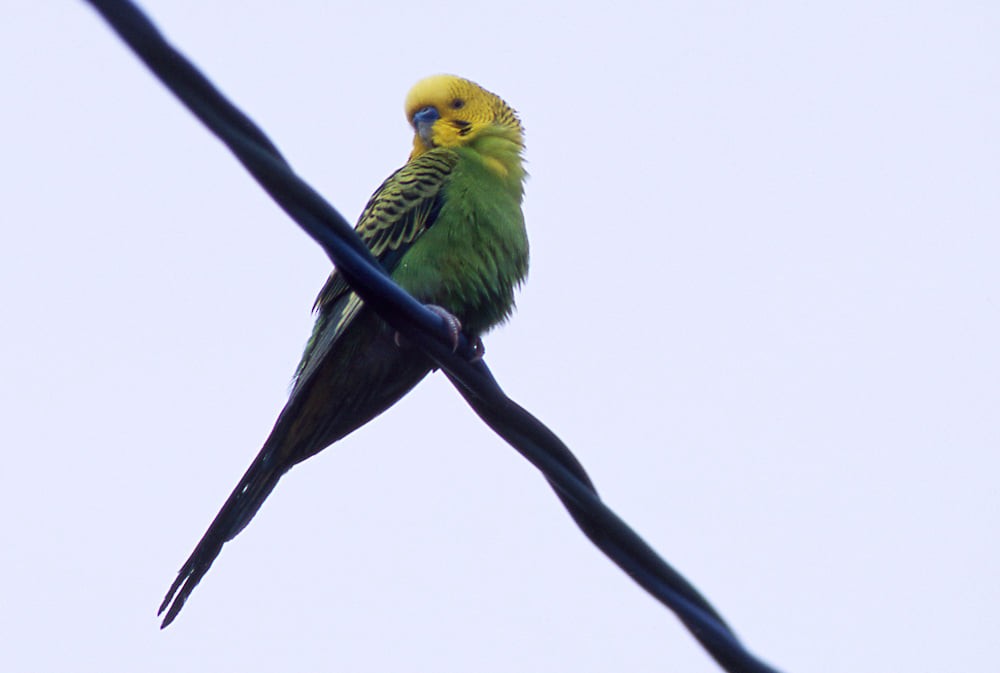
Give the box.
[391,146,529,336]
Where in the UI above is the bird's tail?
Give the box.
[157,434,288,628]
[157,320,431,628]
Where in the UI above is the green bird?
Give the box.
[158,74,528,627]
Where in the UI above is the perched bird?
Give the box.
[158,75,528,627]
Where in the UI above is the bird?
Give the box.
[158,74,529,628]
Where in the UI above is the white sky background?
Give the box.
[1,2,997,671]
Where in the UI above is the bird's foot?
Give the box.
[393,304,462,352]
[424,304,462,351]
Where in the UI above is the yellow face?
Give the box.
[404,75,522,159]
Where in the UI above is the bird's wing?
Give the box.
[291,149,459,390]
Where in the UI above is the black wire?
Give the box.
[83,2,784,671]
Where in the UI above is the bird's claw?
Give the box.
[393,305,484,361]
[424,304,462,351]
[469,336,485,362]
[393,304,462,352]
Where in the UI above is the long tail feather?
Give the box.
[157,439,286,628]
[157,317,430,628]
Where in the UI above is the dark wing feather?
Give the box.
[293,149,458,388]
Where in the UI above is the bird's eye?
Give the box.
[450,98,465,110]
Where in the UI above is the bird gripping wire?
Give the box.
[84,2,783,672]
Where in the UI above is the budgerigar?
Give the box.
[158,74,529,627]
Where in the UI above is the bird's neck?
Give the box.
[469,128,525,195]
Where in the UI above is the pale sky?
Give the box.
[2,2,998,672]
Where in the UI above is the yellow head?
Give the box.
[405,75,524,160]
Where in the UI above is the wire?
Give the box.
[84,2,784,671]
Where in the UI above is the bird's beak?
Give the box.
[412,106,440,148]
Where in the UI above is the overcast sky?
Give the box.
[2,2,997,672]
